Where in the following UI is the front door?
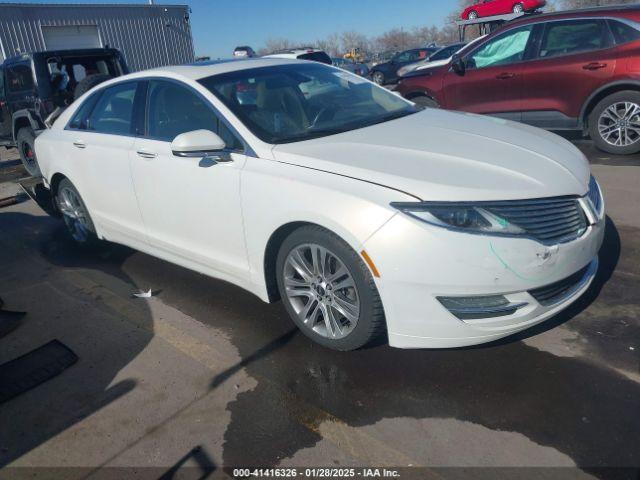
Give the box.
[520,18,616,129]
[130,79,250,282]
[443,24,535,121]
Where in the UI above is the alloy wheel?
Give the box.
[513,4,524,13]
[373,72,384,85]
[283,243,360,340]
[57,187,91,243]
[597,101,640,148]
[469,11,478,19]
[21,142,37,171]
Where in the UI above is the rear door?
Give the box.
[61,81,147,247]
[442,24,535,120]
[520,18,616,128]
[0,66,11,141]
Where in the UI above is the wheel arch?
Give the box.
[12,110,41,141]
[580,80,640,130]
[404,89,439,105]
[262,219,372,303]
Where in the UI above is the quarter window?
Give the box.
[6,64,34,92]
[467,25,533,69]
[146,80,243,150]
[87,82,137,135]
[609,20,640,45]
[539,20,610,59]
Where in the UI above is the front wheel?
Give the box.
[372,71,385,85]
[468,11,478,19]
[276,226,386,351]
[55,179,100,247]
[588,91,640,155]
[16,127,41,177]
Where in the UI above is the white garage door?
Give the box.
[42,25,102,50]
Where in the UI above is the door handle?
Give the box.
[583,62,607,71]
[496,72,516,80]
[73,141,86,149]
[136,149,157,159]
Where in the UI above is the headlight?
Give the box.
[390,202,525,235]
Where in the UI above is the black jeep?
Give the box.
[0,48,128,176]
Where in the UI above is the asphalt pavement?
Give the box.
[0,141,638,480]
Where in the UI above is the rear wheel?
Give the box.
[16,127,41,177]
[588,91,640,155]
[468,11,478,19]
[411,95,439,108]
[276,226,386,351]
[372,71,385,85]
[513,3,524,13]
[55,179,100,247]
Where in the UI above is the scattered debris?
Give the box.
[132,289,154,299]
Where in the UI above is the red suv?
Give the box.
[461,0,547,20]
[397,6,640,155]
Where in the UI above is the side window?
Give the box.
[467,25,533,69]
[609,20,640,45]
[147,80,243,150]
[539,20,610,59]
[68,92,100,130]
[0,67,5,98]
[6,64,34,92]
[87,82,137,135]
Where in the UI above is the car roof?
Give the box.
[121,57,308,82]
[505,4,640,28]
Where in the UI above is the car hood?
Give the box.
[272,109,590,201]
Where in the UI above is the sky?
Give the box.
[1,0,454,58]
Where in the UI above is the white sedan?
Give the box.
[35,58,605,351]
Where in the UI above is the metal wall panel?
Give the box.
[0,3,195,71]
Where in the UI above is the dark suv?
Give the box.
[369,47,439,85]
[0,48,128,175]
[396,6,640,155]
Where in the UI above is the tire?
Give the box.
[411,95,439,108]
[588,90,640,156]
[372,71,385,86]
[512,3,524,13]
[276,225,386,351]
[468,11,478,19]
[16,127,41,177]
[55,178,101,248]
[74,74,112,100]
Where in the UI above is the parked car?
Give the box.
[35,58,604,351]
[397,5,640,155]
[369,47,439,85]
[461,0,547,20]
[263,48,332,65]
[233,46,256,58]
[0,48,128,176]
[397,42,468,78]
[332,57,370,77]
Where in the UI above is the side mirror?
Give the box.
[171,129,226,157]
[451,55,466,76]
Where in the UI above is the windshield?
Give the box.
[199,63,419,144]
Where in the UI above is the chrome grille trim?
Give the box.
[483,196,588,244]
[587,175,603,216]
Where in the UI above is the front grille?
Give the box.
[529,265,589,306]
[483,197,587,244]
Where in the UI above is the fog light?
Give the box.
[437,295,527,320]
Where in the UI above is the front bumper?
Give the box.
[364,211,605,349]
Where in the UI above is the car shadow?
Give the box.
[0,211,154,467]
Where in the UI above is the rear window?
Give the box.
[298,51,332,65]
[609,20,640,45]
[6,63,34,92]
